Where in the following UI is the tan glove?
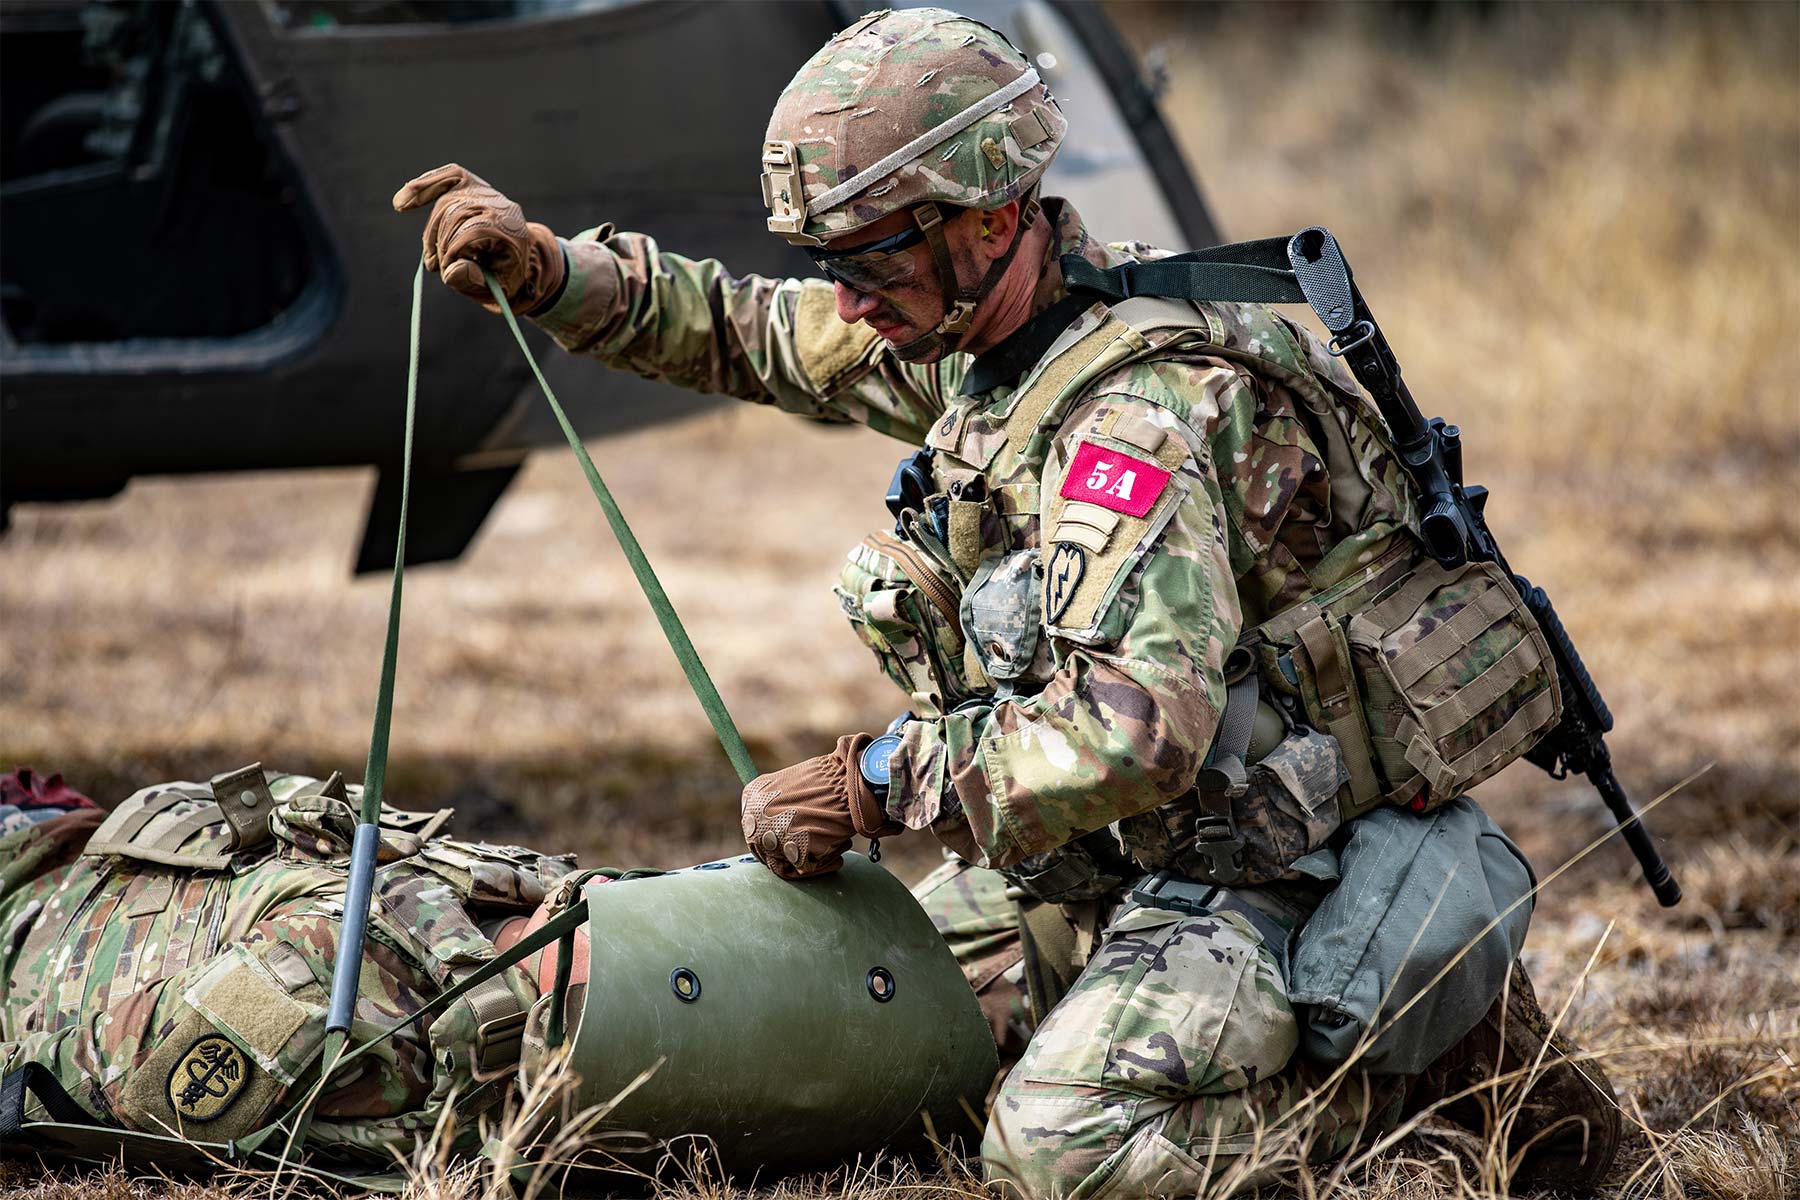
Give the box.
[392,163,566,315]
[740,734,904,879]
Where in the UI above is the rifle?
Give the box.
[1063,228,1682,906]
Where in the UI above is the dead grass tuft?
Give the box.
[1624,1115,1798,1200]
[1626,1032,1800,1139]
[1659,834,1800,937]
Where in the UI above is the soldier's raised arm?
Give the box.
[392,165,948,444]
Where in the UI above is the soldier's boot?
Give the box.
[1407,963,1622,1192]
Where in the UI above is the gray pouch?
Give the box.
[1287,797,1534,1075]
[961,549,1041,681]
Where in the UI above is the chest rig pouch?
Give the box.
[1248,534,1562,818]
[835,521,974,718]
[82,763,288,871]
[838,402,1055,712]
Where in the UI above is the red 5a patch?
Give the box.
[1057,440,1171,517]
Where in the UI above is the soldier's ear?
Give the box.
[972,201,1019,257]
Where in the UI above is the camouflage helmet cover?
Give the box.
[762,7,1066,246]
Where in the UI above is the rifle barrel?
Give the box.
[1594,767,1683,907]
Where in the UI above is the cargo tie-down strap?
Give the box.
[273,263,762,1160]
[1,260,755,1187]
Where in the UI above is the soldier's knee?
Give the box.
[981,1078,1123,1199]
[982,1079,1245,1200]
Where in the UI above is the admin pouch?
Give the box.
[1287,797,1535,1075]
[1247,535,1563,818]
[835,527,974,716]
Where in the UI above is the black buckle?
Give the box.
[1128,870,1219,917]
[1189,816,1247,885]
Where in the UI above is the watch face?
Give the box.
[861,734,903,787]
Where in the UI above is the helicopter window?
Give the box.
[1,1,327,347]
[266,0,646,33]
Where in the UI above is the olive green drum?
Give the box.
[556,852,996,1169]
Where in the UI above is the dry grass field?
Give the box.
[2,2,1796,1197]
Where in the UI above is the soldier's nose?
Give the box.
[834,281,880,324]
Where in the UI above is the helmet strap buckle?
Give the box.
[940,299,977,335]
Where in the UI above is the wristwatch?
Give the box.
[858,733,904,797]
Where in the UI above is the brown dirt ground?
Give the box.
[2,2,1796,1197]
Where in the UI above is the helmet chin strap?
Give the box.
[889,191,1042,364]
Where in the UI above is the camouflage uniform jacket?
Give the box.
[0,773,575,1161]
[533,199,1414,875]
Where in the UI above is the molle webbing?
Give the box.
[85,791,230,870]
[1294,613,1382,811]
[1412,636,1544,740]
[1002,311,1134,455]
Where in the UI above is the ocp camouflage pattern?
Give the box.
[533,196,1414,876]
[529,188,1423,1193]
[0,774,575,1160]
[763,7,1066,241]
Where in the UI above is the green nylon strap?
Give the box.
[245,260,759,1161]
[241,260,428,1162]
[357,261,422,827]
[482,269,759,786]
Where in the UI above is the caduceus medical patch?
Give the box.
[167,1033,250,1122]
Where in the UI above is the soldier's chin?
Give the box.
[889,329,949,363]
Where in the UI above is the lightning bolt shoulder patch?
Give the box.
[1044,542,1087,625]
[1041,402,1195,639]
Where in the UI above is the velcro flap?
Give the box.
[1010,106,1053,151]
[1043,407,1194,639]
[1107,410,1169,454]
[187,944,320,1085]
[792,280,882,395]
[117,1010,287,1140]
[1051,522,1109,553]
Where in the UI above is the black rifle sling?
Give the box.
[0,1062,93,1138]
[1059,236,1307,308]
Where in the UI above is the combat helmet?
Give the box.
[761,7,1066,359]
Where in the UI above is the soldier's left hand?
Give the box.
[740,734,902,879]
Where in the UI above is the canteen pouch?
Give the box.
[1287,797,1534,1075]
[835,529,973,716]
[1253,540,1562,816]
[1145,726,1349,886]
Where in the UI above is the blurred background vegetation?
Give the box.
[2,2,1794,1194]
